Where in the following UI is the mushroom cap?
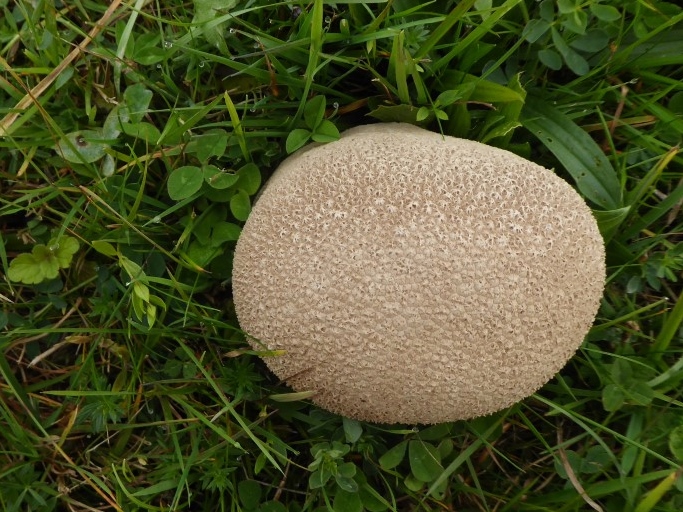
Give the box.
[232,123,605,424]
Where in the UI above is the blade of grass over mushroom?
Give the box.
[521,98,622,210]
[269,391,318,402]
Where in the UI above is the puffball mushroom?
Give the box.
[232,123,605,424]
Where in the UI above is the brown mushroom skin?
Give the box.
[232,123,605,424]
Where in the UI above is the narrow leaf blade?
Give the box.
[520,97,621,209]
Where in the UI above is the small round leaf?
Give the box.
[538,49,562,70]
[539,0,555,21]
[121,122,161,144]
[570,29,609,53]
[523,19,551,43]
[358,486,389,512]
[304,95,327,129]
[56,130,109,163]
[408,441,443,482]
[563,47,590,75]
[92,240,118,257]
[230,189,251,221]
[602,383,624,412]
[237,163,261,195]
[203,165,239,189]
[258,502,286,512]
[669,425,683,461]
[311,119,340,143]
[416,106,431,122]
[123,84,153,123]
[590,3,621,22]
[557,0,576,14]
[333,489,363,512]
[286,128,311,154]
[238,480,262,510]
[343,417,363,444]
[335,475,359,493]
[378,441,407,470]
[167,166,203,200]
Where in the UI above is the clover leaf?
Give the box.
[8,236,80,284]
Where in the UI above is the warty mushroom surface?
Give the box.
[232,122,605,424]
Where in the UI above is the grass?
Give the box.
[1,0,683,510]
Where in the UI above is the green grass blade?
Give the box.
[0,350,38,419]
[114,0,147,95]
[593,206,631,242]
[521,97,622,210]
[176,341,284,473]
[291,0,325,126]
[440,70,525,103]
[650,291,683,360]
[619,181,683,242]
[633,469,681,512]
[389,30,410,104]
[425,415,506,498]
[426,0,522,76]
[626,146,679,206]
[414,0,477,60]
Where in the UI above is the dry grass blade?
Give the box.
[0,0,123,137]
[557,428,604,512]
